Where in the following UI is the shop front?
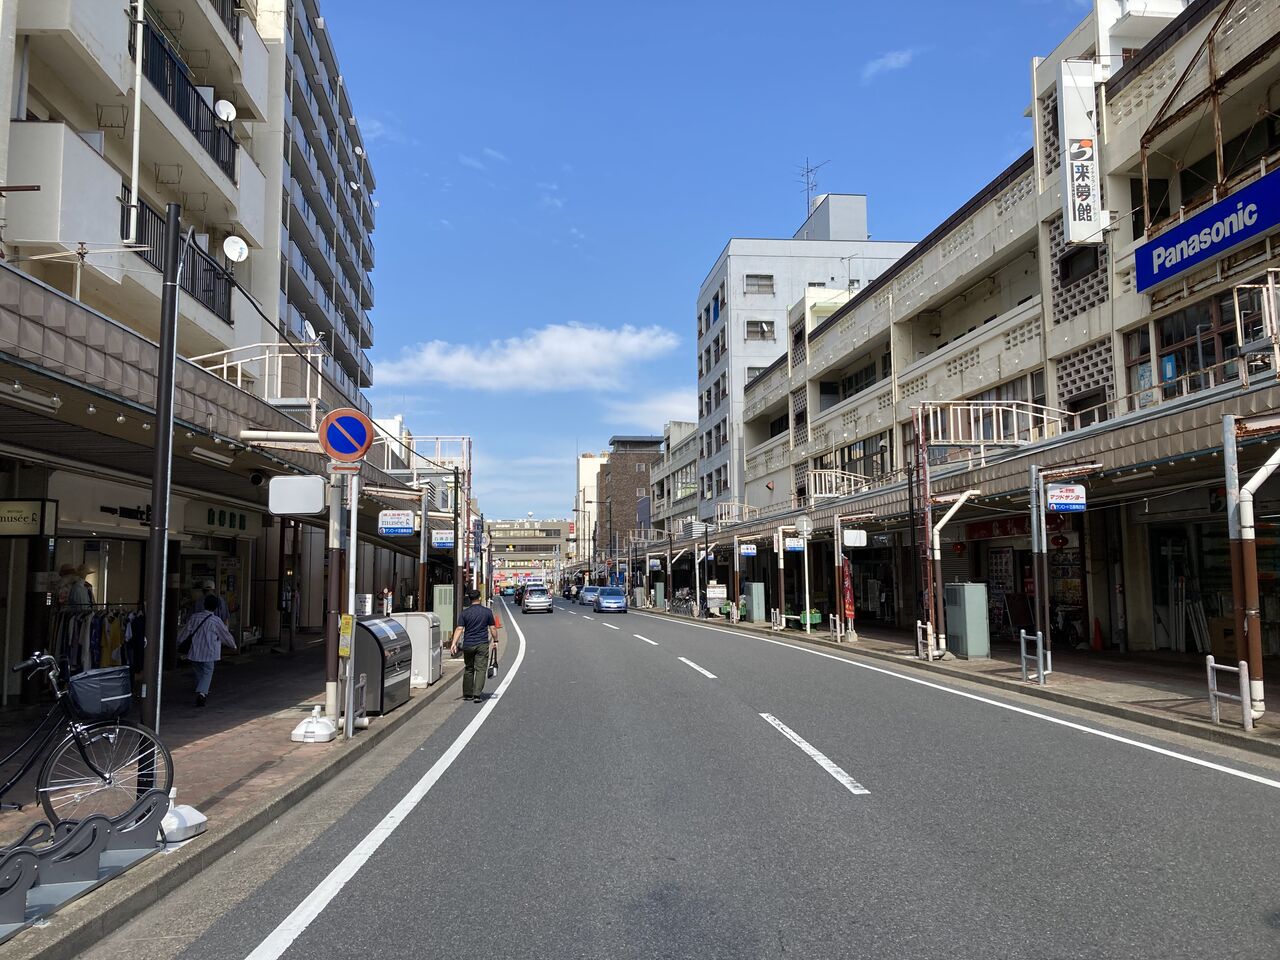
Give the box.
[182,500,262,646]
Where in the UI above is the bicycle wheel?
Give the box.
[38,722,173,825]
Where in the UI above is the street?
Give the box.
[85,599,1280,960]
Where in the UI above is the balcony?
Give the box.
[358,350,372,388]
[193,339,371,419]
[129,20,237,182]
[121,186,232,325]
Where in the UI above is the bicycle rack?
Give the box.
[0,788,168,945]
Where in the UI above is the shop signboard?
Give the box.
[842,529,868,548]
[431,529,455,549]
[706,583,728,603]
[0,499,56,537]
[1058,59,1102,245]
[1135,166,1280,292]
[784,537,805,552]
[378,510,415,537]
[1046,483,1087,512]
[649,558,662,570]
[740,543,757,557]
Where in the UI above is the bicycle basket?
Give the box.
[67,666,133,721]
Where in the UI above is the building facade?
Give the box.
[488,518,571,586]
[572,452,607,568]
[694,194,915,521]
[649,421,699,534]
[594,436,663,580]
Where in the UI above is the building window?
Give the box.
[745,320,775,340]
[1130,177,1171,240]
[636,487,646,497]
[746,366,766,383]
[848,278,861,291]
[808,281,826,288]
[768,413,788,439]
[1057,246,1099,287]
[636,462,647,473]
[744,274,774,295]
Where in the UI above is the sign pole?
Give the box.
[802,532,811,635]
[344,472,359,740]
[325,471,342,719]
[418,491,429,612]
[452,466,462,627]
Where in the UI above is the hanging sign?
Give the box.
[0,499,56,537]
[431,529,455,548]
[378,509,415,537]
[740,543,758,557]
[317,407,375,463]
[1046,483,1087,512]
[784,537,805,552]
[842,529,868,548]
[1058,58,1102,245]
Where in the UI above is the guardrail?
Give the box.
[1019,629,1048,685]
[1206,655,1254,731]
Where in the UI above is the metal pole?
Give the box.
[732,533,740,620]
[693,526,701,614]
[344,473,359,739]
[452,466,461,628]
[325,472,342,719]
[1030,464,1044,640]
[666,534,672,609]
[1037,471,1052,663]
[141,203,183,734]
[833,516,842,637]
[124,0,145,244]
[777,526,785,626]
[1239,443,1280,718]
[1224,416,1246,661]
[417,490,429,612]
[802,531,811,635]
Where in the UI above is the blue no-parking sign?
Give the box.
[318,407,375,463]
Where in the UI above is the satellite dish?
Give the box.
[353,145,364,157]
[302,319,319,341]
[222,235,249,263]
[214,99,237,123]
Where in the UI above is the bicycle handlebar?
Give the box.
[11,652,52,674]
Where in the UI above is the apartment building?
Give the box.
[694,194,914,521]
[572,452,607,569]
[0,0,410,693]
[594,436,663,579]
[649,421,699,534]
[489,519,571,585]
[726,0,1280,694]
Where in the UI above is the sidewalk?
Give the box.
[650,610,1280,756]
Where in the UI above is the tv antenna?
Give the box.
[796,157,829,215]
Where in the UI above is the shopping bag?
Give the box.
[487,649,499,679]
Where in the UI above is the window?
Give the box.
[1058,246,1099,287]
[746,366,766,383]
[1130,178,1171,240]
[808,281,826,288]
[746,320,775,340]
[848,279,861,291]
[636,487,646,497]
[768,413,788,439]
[635,462,647,473]
[744,274,774,295]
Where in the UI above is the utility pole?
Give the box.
[325,471,343,718]
[452,466,462,626]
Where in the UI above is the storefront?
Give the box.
[183,500,262,645]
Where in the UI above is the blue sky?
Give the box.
[324,0,1091,519]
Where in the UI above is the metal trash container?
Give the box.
[390,611,443,688]
[353,617,413,714]
[944,583,990,659]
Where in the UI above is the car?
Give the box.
[522,586,553,614]
[593,586,628,614]
[501,586,516,597]
[579,586,600,606]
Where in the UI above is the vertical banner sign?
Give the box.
[1058,58,1102,245]
[841,556,856,622]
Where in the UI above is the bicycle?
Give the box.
[670,590,696,617]
[1,651,173,825]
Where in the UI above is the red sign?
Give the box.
[964,514,1070,541]
[841,556,856,622]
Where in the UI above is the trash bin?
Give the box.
[390,611,443,688]
[353,617,412,714]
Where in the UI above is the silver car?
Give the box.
[522,586,554,614]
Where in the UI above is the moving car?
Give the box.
[593,586,628,614]
[501,585,516,597]
[522,586,553,614]
[579,586,600,606]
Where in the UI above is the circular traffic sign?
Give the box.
[317,407,375,463]
[796,515,814,538]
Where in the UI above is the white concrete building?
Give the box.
[572,452,607,565]
[649,421,698,534]
[694,194,913,520]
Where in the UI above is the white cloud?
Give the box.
[602,388,695,433]
[458,153,486,171]
[539,193,566,210]
[536,181,559,192]
[861,49,916,83]
[436,218,454,229]
[482,147,509,163]
[376,322,680,392]
[471,452,574,519]
[362,116,416,146]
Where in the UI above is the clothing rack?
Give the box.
[50,603,146,675]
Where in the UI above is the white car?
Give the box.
[522,586,554,614]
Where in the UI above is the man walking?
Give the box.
[450,589,498,702]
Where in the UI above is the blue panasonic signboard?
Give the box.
[1135,168,1280,292]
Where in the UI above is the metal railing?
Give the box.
[205,0,241,44]
[715,501,760,524]
[121,186,232,324]
[808,469,871,501]
[129,20,237,181]
[191,340,370,421]
[1206,656,1254,731]
[1019,629,1048,686]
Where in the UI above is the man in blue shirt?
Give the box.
[449,590,498,701]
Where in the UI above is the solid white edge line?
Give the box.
[634,635,659,646]
[634,612,1280,792]
[677,656,717,679]
[760,712,869,796]
[243,599,529,960]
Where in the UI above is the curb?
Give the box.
[8,667,464,960]
[642,609,1280,761]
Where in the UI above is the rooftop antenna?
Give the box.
[796,157,829,215]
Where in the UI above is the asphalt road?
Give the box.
[84,597,1280,960]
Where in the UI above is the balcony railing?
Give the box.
[808,469,871,501]
[122,185,232,324]
[129,20,237,181]
[206,0,241,45]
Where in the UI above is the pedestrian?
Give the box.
[177,593,238,707]
[449,589,498,702]
[202,580,229,624]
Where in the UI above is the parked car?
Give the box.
[522,586,553,614]
[579,586,600,606]
[501,585,516,597]
[593,586,628,614]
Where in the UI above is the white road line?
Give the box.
[678,656,717,679]
[634,634,659,646]
[634,612,1280,792]
[760,713,869,796]
[243,599,529,960]
[602,622,619,630]
[582,615,594,620]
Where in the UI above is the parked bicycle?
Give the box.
[670,588,696,617]
[0,652,172,825]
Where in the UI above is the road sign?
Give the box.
[431,529,455,548]
[795,515,814,538]
[784,537,804,552]
[1046,482,1087,512]
[317,407,375,463]
[338,614,354,657]
[740,543,757,557]
[268,475,327,516]
[378,509,415,537]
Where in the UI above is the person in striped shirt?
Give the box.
[178,593,237,707]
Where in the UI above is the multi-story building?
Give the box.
[572,452,607,569]
[594,436,663,578]
[488,519,572,585]
[727,0,1280,701]
[649,421,699,534]
[694,194,914,521]
[0,0,412,692]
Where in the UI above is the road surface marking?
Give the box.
[760,713,869,796]
[678,656,717,679]
[243,599,529,960]
[635,612,1280,792]
[582,615,594,620]
[602,622,619,630]
[634,635,659,646]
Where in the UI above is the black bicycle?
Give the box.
[0,651,172,825]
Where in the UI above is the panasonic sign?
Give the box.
[1136,167,1280,292]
